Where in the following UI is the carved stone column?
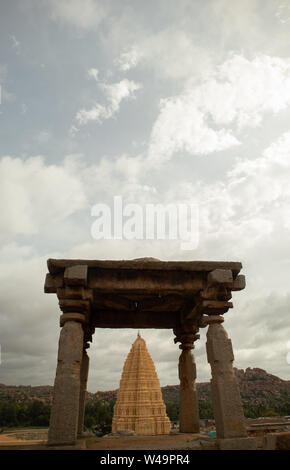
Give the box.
[47,313,86,446]
[204,315,247,439]
[174,328,200,433]
[77,346,90,437]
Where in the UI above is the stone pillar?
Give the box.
[175,329,200,433]
[47,314,85,446]
[77,348,90,437]
[205,315,247,439]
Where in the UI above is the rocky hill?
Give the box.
[0,384,52,405]
[161,368,290,406]
[1,368,289,408]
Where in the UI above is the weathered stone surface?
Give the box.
[206,322,247,439]
[276,432,290,450]
[47,258,242,275]
[263,433,277,450]
[112,333,171,435]
[64,265,88,286]
[47,321,84,446]
[59,313,87,327]
[44,273,56,293]
[263,432,290,450]
[77,350,89,437]
[45,257,245,329]
[218,437,257,450]
[178,349,200,433]
[45,257,247,446]
[208,269,233,287]
[201,300,233,315]
[44,273,63,294]
[232,274,246,291]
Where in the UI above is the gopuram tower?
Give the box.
[112,332,171,435]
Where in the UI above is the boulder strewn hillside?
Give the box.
[0,368,289,409]
[161,368,290,406]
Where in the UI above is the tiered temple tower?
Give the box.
[112,332,171,435]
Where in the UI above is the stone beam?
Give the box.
[88,270,204,294]
[92,310,179,329]
[47,258,243,276]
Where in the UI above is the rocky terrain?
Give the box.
[1,367,289,409]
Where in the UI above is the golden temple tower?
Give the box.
[112,332,171,435]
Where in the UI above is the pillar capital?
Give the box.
[58,296,91,327]
[59,313,88,327]
[173,325,200,350]
[198,314,224,328]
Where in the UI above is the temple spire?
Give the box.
[112,334,171,435]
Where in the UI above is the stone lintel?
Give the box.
[47,258,243,275]
[92,310,179,329]
[88,270,204,294]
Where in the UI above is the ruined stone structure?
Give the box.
[44,257,256,449]
[112,332,171,435]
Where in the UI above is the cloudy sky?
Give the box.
[1,0,290,392]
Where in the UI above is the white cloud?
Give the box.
[47,0,107,30]
[148,96,240,165]
[0,64,7,83]
[0,155,87,235]
[275,3,290,24]
[74,78,142,128]
[115,46,142,72]
[88,67,99,81]
[0,64,16,103]
[9,34,20,54]
[226,131,290,221]
[148,54,290,164]
[34,130,52,143]
[111,27,212,81]
[1,129,290,386]
[142,29,211,80]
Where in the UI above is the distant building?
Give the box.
[112,332,171,435]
